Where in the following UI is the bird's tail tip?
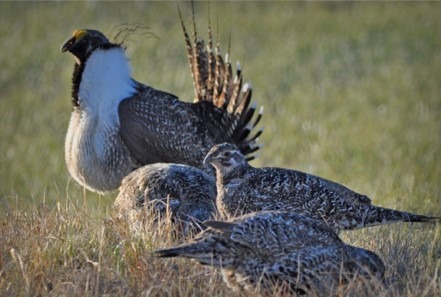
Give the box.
[153,247,182,258]
[381,208,441,226]
[416,214,441,223]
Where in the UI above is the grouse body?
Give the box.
[114,163,216,235]
[155,211,385,296]
[61,20,262,193]
[203,143,439,231]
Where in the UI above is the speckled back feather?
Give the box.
[115,163,217,237]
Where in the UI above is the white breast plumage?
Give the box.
[78,47,135,128]
[65,47,138,192]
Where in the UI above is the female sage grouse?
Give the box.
[155,211,385,296]
[114,163,216,235]
[61,13,262,193]
[203,143,439,231]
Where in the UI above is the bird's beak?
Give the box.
[203,145,220,166]
[202,153,212,166]
[61,36,76,52]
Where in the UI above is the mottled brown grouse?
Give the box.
[203,143,439,231]
[115,163,216,235]
[155,211,385,296]
[61,15,262,193]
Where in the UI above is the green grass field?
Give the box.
[0,2,440,296]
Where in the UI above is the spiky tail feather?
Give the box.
[154,241,214,260]
[346,205,440,230]
[154,239,228,267]
[154,246,190,258]
[178,4,263,161]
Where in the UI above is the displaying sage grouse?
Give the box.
[61,15,262,193]
[204,143,439,231]
[114,163,216,235]
[155,211,385,296]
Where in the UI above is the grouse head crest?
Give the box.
[61,29,111,62]
[203,143,248,178]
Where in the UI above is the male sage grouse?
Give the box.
[155,211,385,296]
[61,15,262,193]
[203,143,440,231]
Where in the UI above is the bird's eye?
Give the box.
[223,151,231,157]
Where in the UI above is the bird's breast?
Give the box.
[64,109,137,192]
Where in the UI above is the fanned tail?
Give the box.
[179,4,263,161]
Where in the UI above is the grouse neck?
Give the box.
[215,162,250,185]
[71,63,83,108]
[71,45,135,113]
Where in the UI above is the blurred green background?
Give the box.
[0,1,440,216]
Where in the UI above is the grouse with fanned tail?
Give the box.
[61,13,263,193]
[203,143,440,231]
[155,211,385,296]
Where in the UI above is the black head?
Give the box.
[203,143,248,178]
[61,29,111,62]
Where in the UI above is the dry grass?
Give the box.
[0,200,439,296]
